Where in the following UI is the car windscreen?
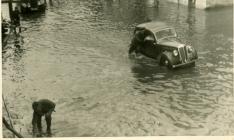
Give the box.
[155,28,176,41]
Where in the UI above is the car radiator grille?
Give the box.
[178,46,187,63]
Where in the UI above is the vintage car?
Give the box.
[20,0,46,14]
[129,22,198,69]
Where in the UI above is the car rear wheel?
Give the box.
[129,44,137,54]
[129,44,141,54]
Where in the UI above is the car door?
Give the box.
[140,30,159,59]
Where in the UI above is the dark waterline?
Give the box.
[2,0,233,137]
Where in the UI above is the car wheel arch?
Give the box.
[159,51,174,68]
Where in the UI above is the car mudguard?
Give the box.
[160,52,172,63]
[194,49,198,59]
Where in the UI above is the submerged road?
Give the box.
[2,0,234,137]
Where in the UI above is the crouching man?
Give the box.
[32,99,56,136]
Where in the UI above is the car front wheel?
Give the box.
[160,55,173,69]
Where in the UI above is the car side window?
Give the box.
[143,31,156,43]
[134,29,145,42]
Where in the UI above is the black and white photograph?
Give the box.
[1,0,233,138]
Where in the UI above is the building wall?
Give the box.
[206,0,233,8]
[167,0,233,9]
[196,1,206,9]
[167,0,188,6]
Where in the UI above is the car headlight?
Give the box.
[173,50,178,56]
[187,46,193,53]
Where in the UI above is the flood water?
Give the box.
[2,0,234,137]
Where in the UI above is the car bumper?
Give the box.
[172,60,196,68]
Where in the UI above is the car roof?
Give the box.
[136,21,172,32]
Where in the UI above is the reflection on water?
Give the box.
[2,0,234,137]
